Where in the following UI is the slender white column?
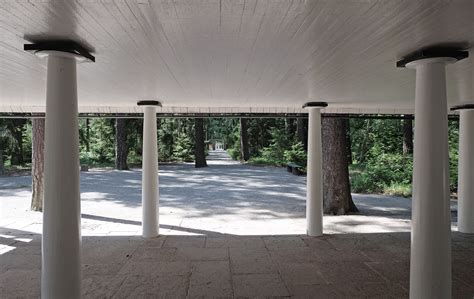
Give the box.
[458,109,474,233]
[408,58,453,299]
[306,107,323,236]
[141,105,159,237]
[42,53,81,299]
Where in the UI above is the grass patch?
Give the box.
[383,183,412,197]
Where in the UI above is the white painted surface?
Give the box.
[0,1,473,113]
[306,107,323,236]
[141,105,159,237]
[42,53,81,299]
[458,109,474,233]
[409,58,452,299]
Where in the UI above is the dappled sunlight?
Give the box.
[324,215,411,234]
[0,151,459,237]
[0,231,35,256]
[81,192,109,200]
[0,245,16,255]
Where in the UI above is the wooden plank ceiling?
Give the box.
[0,0,473,114]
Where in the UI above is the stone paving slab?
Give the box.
[188,261,233,298]
[232,273,290,297]
[0,233,473,298]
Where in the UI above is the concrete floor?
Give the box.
[0,151,473,298]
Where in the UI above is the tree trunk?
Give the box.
[285,118,295,137]
[297,118,308,150]
[322,117,358,215]
[31,118,45,211]
[240,118,250,161]
[0,148,4,175]
[358,120,371,164]
[10,119,25,165]
[85,118,90,152]
[345,119,353,164]
[194,118,207,168]
[402,118,413,155]
[115,118,129,170]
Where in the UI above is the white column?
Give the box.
[141,105,159,237]
[306,108,323,236]
[458,109,474,233]
[408,58,453,299]
[42,53,81,299]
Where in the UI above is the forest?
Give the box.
[0,116,460,200]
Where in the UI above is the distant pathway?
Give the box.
[206,150,238,165]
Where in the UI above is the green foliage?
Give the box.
[350,153,413,194]
[248,156,279,166]
[383,183,412,197]
[172,133,194,162]
[284,142,307,167]
[448,121,459,191]
[248,124,293,166]
[348,119,460,197]
[85,119,116,164]
[79,151,94,165]
[227,147,240,160]
[349,119,403,163]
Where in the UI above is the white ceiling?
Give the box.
[0,0,473,114]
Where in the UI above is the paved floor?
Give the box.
[0,151,473,298]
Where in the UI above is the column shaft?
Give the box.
[410,60,451,299]
[458,109,474,233]
[306,108,323,236]
[142,106,159,237]
[42,55,81,299]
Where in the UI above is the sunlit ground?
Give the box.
[0,151,459,238]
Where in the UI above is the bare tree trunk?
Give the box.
[0,148,4,175]
[85,118,90,152]
[115,118,129,170]
[297,118,308,151]
[10,119,25,165]
[358,120,371,163]
[402,118,413,155]
[322,117,358,215]
[240,118,250,161]
[285,118,295,137]
[31,118,45,211]
[345,119,353,164]
[194,118,207,168]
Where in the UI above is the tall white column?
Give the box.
[408,58,453,299]
[458,109,474,233]
[42,53,81,299]
[139,102,160,237]
[304,102,326,236]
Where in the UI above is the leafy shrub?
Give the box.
[172,133,194,162]
[227,147,240,160]
[259,147,285,166]
[127,150,142,164]
[284,142,307,167]
[249,155,281,166]
[383,183,412,197]
[364,153,413,189]
[79,152,93,165]
[350,153,413,195]
[350,170,373,193]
